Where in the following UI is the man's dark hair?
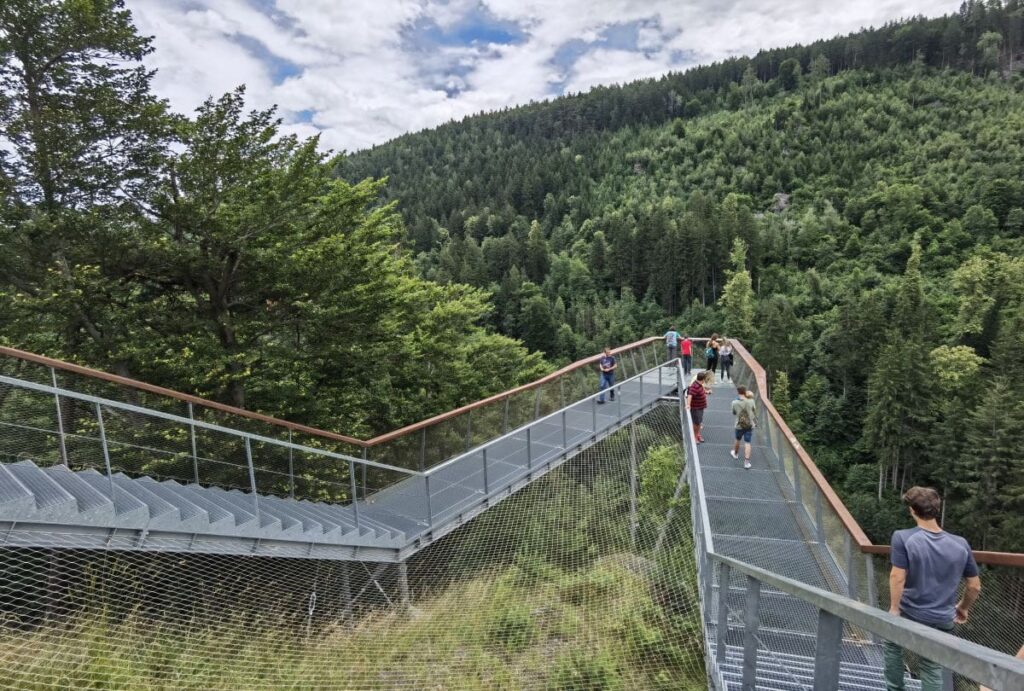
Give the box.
[736,385,747,395]
[696,371,707,381]
[903,486,942,520]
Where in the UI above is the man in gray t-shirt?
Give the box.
[884,487,981,691]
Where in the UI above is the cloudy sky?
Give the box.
[127,0,956,153]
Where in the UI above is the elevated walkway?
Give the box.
[0,351,675,561]
[0,340,1021,689]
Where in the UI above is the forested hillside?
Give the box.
[342,1,1024,551]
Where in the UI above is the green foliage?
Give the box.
[552,648,625,691]
[719,238,756,342]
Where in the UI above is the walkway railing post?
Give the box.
[465,410,473,452]
[50,367,69,467]
[813,608,844,689]
[592,398,597,434]
[95,402,115,501]
[533,388,541,420]
[742,576,762,690]
[629,425,637,548]
[481,447,489,496]
[188,402,200,484]
[526,427,532,470]
[349,459,360,531]
[561,410,567,449]
[845,532,859,599]
[287,429,295,499]
[419,428,427,472]
[716,561,731,665]
[245,438,260,521]
[815,486,825,542]
[502,397,510,434]
[361,447,368,500]
[424,473,433,527]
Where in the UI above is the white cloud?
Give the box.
[126,0,960,152]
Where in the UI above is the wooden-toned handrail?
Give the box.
[0,337,662,449]
[727,339,1024,568]
[728,338,873,548]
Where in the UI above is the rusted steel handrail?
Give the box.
[0,337,661,449]
[729,339,873,548]
[728,339,1024,568]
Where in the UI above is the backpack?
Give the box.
[737,401,754,430]
[705,346,714,359]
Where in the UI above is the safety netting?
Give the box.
[0,405,707,689]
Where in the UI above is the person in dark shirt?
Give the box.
[884,486,982,691]
[596,346,617,404]
[684,370,709,443]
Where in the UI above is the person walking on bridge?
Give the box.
[705,334,720,386]
[596,346,617,404]
[884,486,982,691]
[664,326,681,363]
[680,335,693,375]
[730,385,755,469]
[719,339,734,381]
[685,371,709,443]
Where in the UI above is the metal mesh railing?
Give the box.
[0,406,708,689]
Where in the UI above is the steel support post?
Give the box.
[866,553,878,608]
[629,425,638,548]
[50,368,69,467]
[95,402,116,504]
[526,427,532,469]
[592,398,597,434]
[288,429,295,499]
[640,371,644,402]
[419,428,427,472]
[188,402,200,484]
[639,346,649,371]
[245,438,260,520]
[398,562,410,611]
[793,455,803,508]
[349,459,360,531]
[716,562,731,665]
[617,386,623,420]
[813,609,844,690]
[503,398,510,434]
[465,410,473,452]
[559,378,565,409]
[561,410,567,449]
[482,448,489,495]
[630,352,639,379]
[341,562,352,622]
[846,532,859,599]
[742,576,762,691]
[815,486,825,542]
[361,447,368,500]
[424,474,433,527]
[533,388,541,420]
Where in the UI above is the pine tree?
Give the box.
[863,241,934,497]
[772,371,793,420]
[719,238,756,343]
[525,220,550,282]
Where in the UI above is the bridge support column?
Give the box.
[742,576,761,690]
[813,609,843,690]
[398,562,410,612]
[629,425,638,548]
[716,562,731,665]
[341,562,352,622]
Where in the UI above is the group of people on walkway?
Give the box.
[664,328,734,381]
[596,335,1012,691]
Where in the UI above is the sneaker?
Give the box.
[696,434,705,443]
[730,450,738,459]
[744,461,752,469]
[596,400,605,405]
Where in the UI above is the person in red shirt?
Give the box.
[680,336,693,376]
[685,370,709,443]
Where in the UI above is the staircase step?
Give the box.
[164,482,252,532]
[41,464,115,524]
[0,464,35,515]
[76,469,149,526]
[110,473,204,531]
[8,461,78,518]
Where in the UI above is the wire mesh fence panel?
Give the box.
[0,404,708,689]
